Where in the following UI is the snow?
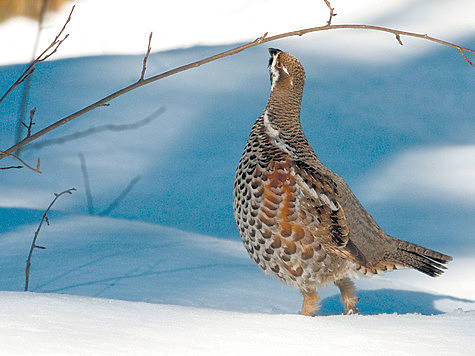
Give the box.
[1,0,475,354]
[1,215,475,355]
[1,0,474,66]
[1,215,474,354]
[359,145,475,206]
[1,292,473,356]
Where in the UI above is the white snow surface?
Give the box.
[1,292,473,356]
[1,216,475,355]
[360,145,475,206]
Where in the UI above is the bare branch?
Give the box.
[458,48,474,67]
[79,153,94,215]
[0,150,41,173]
[25,187,76,291]
[140,32,153,81]
[0,5,75,105]
[395,33,403,46]
[0,165,23,170]
[1,23,473,159]
[98,176,141,216]
[323,0,337,26]
[22,107,37,138]
[14,0,48,153]
[28,106,166,149]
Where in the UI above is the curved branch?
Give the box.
[25,187,76,291]
[1,23,473,160]
[0,150,41,173]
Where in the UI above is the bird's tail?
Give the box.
[390,238,452,277]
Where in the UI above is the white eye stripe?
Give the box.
[281,65,290,76]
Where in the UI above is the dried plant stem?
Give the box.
[0,5,75,106]
[323,0,337,26]
[0,150,41,173]
[14,0,49,155]
[140,32,153,81]
[24,188,76,291]
[1,23,473,160]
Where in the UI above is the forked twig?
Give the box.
[458,48,474,67]
[0,150,41,173]
[22,107,37,138]
[24,188,76,291]
[323,0,337,26]
[0,5,75,105]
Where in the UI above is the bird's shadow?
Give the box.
[320,289,474,315]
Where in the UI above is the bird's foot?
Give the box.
[343,297,360,315]
[301,290,320,317]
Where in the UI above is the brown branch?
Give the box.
[0,150,41,173]
[140,32,153,81]
[15,0,48,153]
[395,33,403,46]
[323,0,337,26]
[458,48,474,67]
[22,107,37,138]
[1,23,473,159]
[24,187,76,291]
[0,5,75,106]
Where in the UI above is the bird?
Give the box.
[232,48,452,316]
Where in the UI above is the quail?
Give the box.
[232,48,452,316]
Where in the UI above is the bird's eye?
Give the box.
[275,61,283,69]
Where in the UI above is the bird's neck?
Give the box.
[265,86,303,129]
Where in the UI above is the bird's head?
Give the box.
[268,48,306,93]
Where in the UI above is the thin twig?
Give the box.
[79,153,94,215]
[28,106,166,149]
[458,48,474,67]
[0,165,23,170]
[98,176,141,216]
[395,33,403,46]
[22,107,37,138]
[0,150,41,173]
[0,5,75,106]
[24,188,76,291]
[140,32,153,81]
[323,0,337,26]
[14,0,48,154]
[1,23,473,159]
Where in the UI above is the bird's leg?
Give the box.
[334,277,360,315]
[301,290,320,316]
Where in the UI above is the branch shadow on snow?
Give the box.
[320,289,473,315]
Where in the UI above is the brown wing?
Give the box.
[252,158,367,271]
[293,161,368,266]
